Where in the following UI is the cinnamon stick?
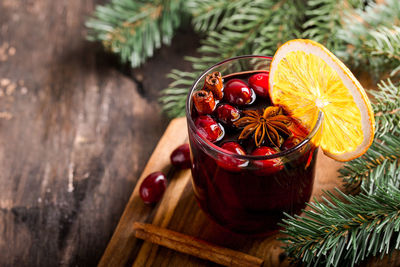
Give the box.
[205,71,224,100]
[193,90,216,115]
[133,222,264,267]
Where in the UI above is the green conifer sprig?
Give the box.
[371,79,400,137]
[302,0,364,51]
[281,186,400,267]
[252,0,305,56]
[365,26,400,76]
[339,80,400,192]
[339,132,400,194]
[189,0,302,69]
[160,70,198,117]
[187,0,247,32]
[336,0,400,77]
[86,0,185,67]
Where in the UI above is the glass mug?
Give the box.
[186,56,323,236]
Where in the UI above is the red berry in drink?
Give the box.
[224,79,255,105]
[281,135,304,151]
[216,104,240,125]
[248,72,269,98]
[170,143,191,169]
[251,146,283,175]
[282,132,310,164]
[194,115,224,142]
[288,117,309,139]
[217,142,248,172]
[139,172,167,204]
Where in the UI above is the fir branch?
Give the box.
[340,81,400,192]
[365,26,400,77]
[281,186,400,267]
[339,133,400,194]
[253,0,305,55]
[86,0,185,67]
[336,0,400,77]
[302,0,364,51]
[371,79,400,137]
[160,70,199,117]
[366,26,400,62]
[187,0,247,32]
[189,0,285,70]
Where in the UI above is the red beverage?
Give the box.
[186,56,322,236]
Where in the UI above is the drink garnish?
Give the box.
[193,90,216,115]
[234,106,291,147]
[269,39,375,161]
[204,71,223,100]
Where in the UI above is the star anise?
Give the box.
[234,106,292,147]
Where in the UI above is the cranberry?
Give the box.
[170,143,191,169]
[194,115,224,142]
[216,104,240,125]
[224,79,255,105]
[282,135,304,151]
[282,132,311,164]
[251,146,283,175]
[217,142,248,172]
[248,72,270,98]
[139,172,167,204]
[288,117,309,138]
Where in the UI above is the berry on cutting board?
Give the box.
[139,172,167,204]
[170,143,191,169]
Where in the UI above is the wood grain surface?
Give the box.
[0,1,198,266]
[99,117,346,267]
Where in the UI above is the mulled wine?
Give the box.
[186,56,322,236]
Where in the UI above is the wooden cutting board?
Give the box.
[98,117,345,267]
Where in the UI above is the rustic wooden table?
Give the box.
[0,1,198,266]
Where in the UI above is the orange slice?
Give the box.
[269,39,375,161]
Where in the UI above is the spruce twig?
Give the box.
[340,133,400,194]
[86,0,186,67]
[302,0,365,51]
[371,80,400,137]
[187,0,247,32]
[336,0,400,77]
[340,80,400,192]
[281,186,400,267]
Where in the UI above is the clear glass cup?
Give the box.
[186,55,323,236]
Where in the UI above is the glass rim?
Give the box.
[185,55,324,160]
